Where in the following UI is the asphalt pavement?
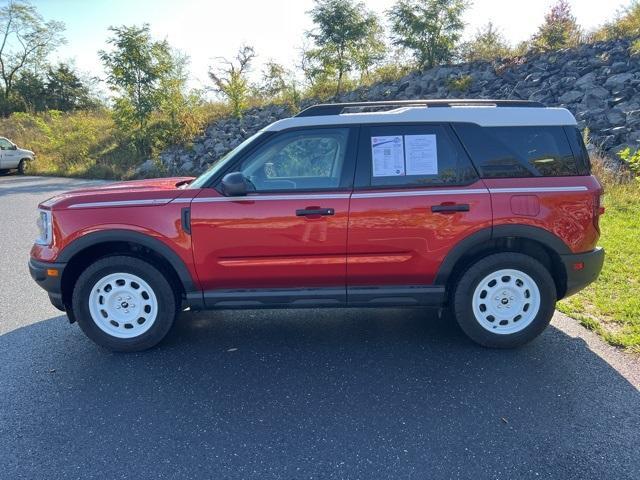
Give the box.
[1,174,639,480]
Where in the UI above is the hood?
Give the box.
[40,176,195,210]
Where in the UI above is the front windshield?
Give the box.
[188,131,264,189]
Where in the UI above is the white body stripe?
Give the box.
[68,198,173,209]
[488,186,588,194]
[67,186,589,208]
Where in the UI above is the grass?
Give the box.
[558,178,640,353]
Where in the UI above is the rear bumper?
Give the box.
[28,257,66,311]
[560,247,605,298]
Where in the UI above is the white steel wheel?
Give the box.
[471,268,541,335]
[88,272,158,339]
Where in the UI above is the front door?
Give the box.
[0,138,14,169]
[190,127,357,307]
[346,123,493,305]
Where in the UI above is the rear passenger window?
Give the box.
[454,124,580,178]
[360,125,478,187]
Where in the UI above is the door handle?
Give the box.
[296,207,335,216]
[431,203,470,213]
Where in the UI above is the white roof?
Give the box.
[264,106,577,131]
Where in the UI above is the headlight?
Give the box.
[35,209,52,245]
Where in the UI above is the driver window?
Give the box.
[240,128,349,191]
[0,138,11,150]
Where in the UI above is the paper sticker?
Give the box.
[404,134,438,175]
[371,136,405,176]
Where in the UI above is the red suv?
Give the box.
[29,100,605,351]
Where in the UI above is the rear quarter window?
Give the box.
[357,124,478,188]
[453,124,582,178]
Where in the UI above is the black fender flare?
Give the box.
[434,224,571,285]
[57,229,197,293]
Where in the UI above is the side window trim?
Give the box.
[354,123,479,190]
[213,126,359,194]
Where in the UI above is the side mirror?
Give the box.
[10,144,17,150]
[220,171,248,196]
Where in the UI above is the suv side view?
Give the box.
[29,100,605,352]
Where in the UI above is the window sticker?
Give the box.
[371,136,405,176]
[404,134,438,175]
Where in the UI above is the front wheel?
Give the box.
[17,159,27,175]
[452,253,556,348]
[72,255,178,352]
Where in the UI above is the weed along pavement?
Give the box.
[1,176,639,479]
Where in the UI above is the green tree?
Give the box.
[208,44,255,118]
[259,61,301,110]
[460,22,512,62]
[14,69,46,112]
[531,0,582,51]
[45,63,92,111]
[305,0,385,95]
[592,1,640,40]
[0,0,65,115]
[388,0,467,70]
[99,24,176,155]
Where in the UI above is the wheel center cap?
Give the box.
[501,298,509,305]
[121,301,129,308]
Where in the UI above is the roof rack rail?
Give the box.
[295,99,544,117]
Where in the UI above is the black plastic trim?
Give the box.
[560,247,604,298]
[195,285,448,309]
[56,230,197,293]
[347,285,445,306]
[434,225,572,285]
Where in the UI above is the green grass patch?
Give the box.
[558,181,640,352]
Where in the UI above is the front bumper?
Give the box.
[28,257,66,311]
[560,247,605,298]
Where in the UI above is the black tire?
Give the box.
[71,255,178,352]
[452,252,556,348]
[17,160,27,175]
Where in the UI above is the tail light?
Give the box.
[593,191,604,233]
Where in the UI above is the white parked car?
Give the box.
[0,137,34,174]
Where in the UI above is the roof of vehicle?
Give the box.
[264,99,577,131]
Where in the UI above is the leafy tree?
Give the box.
[14,69,46,112]
[45,63,92,111]
[531,0,582,51]
[388,0,467,70]
[208,44,255,118]
[305,0,385,95]
[259,61,301,110]
[0,0,65,115]
[460,22,512,62]
[592,1,640,40]
[100,24,176,155]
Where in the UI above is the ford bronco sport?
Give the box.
[29,100,605,352]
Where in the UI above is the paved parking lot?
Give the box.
[1,175,639,479]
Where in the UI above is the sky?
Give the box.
[33,0,635,92]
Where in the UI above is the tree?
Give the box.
[460,22,512,62]
[592,1,640,40]
[100,24,176,155]
[531,0,582,51]
[305,0,385,95]
[45,63,92,111]
[259,61,301,110]
[14,69,45,111]
[0,0,65,115]
[388,0,467,70]
[208,44,255,118]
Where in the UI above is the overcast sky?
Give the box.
[34,0,635,90]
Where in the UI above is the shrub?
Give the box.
[446,75,473,92]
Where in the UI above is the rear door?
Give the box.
[346,123,492,305]
[190,127,357,306]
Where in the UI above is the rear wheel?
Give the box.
[452,253,556,348]
[72,255,178,352]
